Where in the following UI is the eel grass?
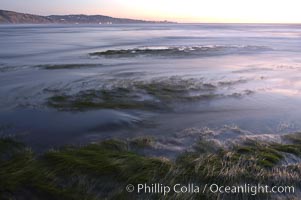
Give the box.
[47,78,218,111]
[1,133,301,200]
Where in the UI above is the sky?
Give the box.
[1,0,301,23]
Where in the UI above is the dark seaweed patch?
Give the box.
[89,45,271,58]
[36,64,101,70]
[46,76,255,111]
[46,77,221,111]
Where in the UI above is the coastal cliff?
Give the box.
[0,10,173,24]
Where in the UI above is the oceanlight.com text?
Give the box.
[125,183,295,196]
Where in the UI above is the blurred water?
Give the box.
[0,24,301,153]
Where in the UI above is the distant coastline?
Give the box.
[0,10,175,24]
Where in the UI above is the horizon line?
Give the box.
[1,9,301,25]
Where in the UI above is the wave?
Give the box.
[89,45,272,58]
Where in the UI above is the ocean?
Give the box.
[1,23,301,155]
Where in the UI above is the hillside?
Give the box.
[0,10,172,24]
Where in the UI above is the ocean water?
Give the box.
[1,24,301,155]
